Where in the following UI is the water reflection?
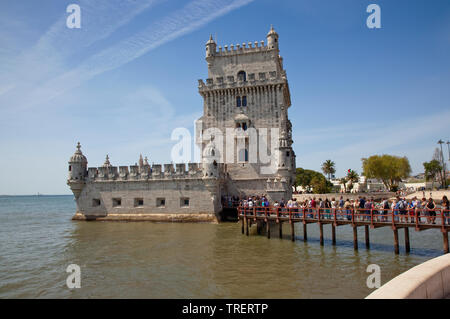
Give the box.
[0,196,445,298]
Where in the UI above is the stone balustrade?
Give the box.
[366,254,450,299]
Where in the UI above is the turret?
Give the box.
[68,142,87,181]
[266,25,279,50]
[103,154,111,167]
[67,142,87,199]
[202,141,219,178]
[206,34,216,58]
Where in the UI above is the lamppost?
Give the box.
[438,140,447,189]
[447,141,450,162]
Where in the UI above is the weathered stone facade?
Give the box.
[67,27,296,222]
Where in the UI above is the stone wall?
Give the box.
[366,254,450,299]
[74,178,218,222]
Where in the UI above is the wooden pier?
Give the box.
[238,207,450,254]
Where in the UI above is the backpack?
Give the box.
[398,201,405,210]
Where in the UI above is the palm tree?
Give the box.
[339,177,348,193]
[346,169,359,190]
[321,160,336,180]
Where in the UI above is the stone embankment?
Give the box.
[366,254,450,299]
[293,192,395,202]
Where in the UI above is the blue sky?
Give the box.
[0,0,449,195]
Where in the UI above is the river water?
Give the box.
[0,195,445,298]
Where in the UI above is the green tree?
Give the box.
[310,176,329,194]
[295,168,332,193]
[362,155,411,191]
[321,160,336,180]
[423,159,442,189]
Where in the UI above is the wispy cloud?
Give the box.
[0,0,255,112]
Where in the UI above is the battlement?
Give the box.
[266,177,288,191]
[213,40,272,57]
[84,162,226,182]
[198,70,287,91]
[86,163,206,181]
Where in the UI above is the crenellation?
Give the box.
[152,164,162,177]
[98,166,108,180]
[164,164,175,177]
[176,163,186,175]
[140,165,151,180]
[129,165,139,179]
[108,166,118,179]
[119,166,129,180]
[211,40,273,57]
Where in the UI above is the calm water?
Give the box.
[0,195,445,299]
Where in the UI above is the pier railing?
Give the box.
[237,206,450,254]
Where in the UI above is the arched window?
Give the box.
[238,149,248,162]
[237,71,246,82]
[236,96,241,107]
[242,96,247,107]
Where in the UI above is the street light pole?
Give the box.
[447,141,450,162]
[438,140,446,189]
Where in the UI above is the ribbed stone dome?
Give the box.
[206,34,215,45]
[203,142,217,158]
[267,25,278,37]
[69,142,87,163]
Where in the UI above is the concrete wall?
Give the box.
[366,254,450,299]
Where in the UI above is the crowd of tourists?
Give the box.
[234,194,450,225]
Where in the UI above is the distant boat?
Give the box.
[37,193,42,197]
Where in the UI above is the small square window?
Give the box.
[134,198,144,207]
[181,198,190,207]
[157,198,166,207]
[92,199,101,207]
[112,198,121,207]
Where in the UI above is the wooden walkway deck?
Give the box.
[237,207,450,254]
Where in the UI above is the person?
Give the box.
[426,198,436,224]
[442,196,449,225]
[381,198,390,222]
[421,197,429,224]
[331,197,338,220]
[292,198,299,218]
[397,197,407,223]
[353,198,360,221]
[310,197,316,218]
[338,196,344,220]
[364,198,372,221]
[411,197,421,223]
[318,198,324,219]
[344,198,352,221]
[391,199,398,222]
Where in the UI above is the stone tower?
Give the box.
[197,26,296,201]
